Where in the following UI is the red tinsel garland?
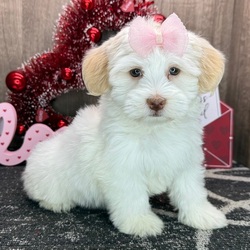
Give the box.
[6,0,158,133]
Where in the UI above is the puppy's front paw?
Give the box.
[116,211,164,237]
[178,202,227,230]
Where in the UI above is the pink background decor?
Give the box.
[0,102,64,166]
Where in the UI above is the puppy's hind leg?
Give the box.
[39,200,75,213]
[22,165,76,213]
[23,179,76,213]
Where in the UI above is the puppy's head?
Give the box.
[82,14,225,123]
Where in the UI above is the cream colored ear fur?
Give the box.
[82,45,109,96]
[196,36,225,93]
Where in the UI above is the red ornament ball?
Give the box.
[16,124,26,135]
[153,14,166,23]
[6,71,27,93]
[57,119,68,128]
[61,68,73,80]
[80,0,95,11]
[87,27,102,43]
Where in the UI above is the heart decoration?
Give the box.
[220,126,229,135]
[211,140,222,150]
[35,108,49,122]
[0,102,65,166]
[120,0,135,12]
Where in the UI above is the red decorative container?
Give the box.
[203,102,233,168]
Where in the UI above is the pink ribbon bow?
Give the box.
[128,13,188,57]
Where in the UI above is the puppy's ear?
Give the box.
[82,46,110,96]
[198,38,225,93]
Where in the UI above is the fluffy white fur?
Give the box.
[22,17,227,237]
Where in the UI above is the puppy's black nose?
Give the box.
[146,96,166,112]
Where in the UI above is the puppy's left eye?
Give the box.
[169,67,180,76]
[130,68,143,78]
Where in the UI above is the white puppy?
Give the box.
[22,14,227,237]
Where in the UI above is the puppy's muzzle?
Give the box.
[146,96,166,112]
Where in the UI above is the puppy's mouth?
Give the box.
[150,111,163,117]
[152,113,161,117]
[147,111,173,123]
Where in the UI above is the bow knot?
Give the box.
[128,13,188,57]
[155,29,163,45]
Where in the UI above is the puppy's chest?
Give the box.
[137,131,179,164]
[138,135,168,162]
[137,135,174,193]
[106,128,189,194]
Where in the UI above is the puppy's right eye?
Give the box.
[169,67,180,76]
[129,68,142,78]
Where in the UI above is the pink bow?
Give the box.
[128,13,188,57]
